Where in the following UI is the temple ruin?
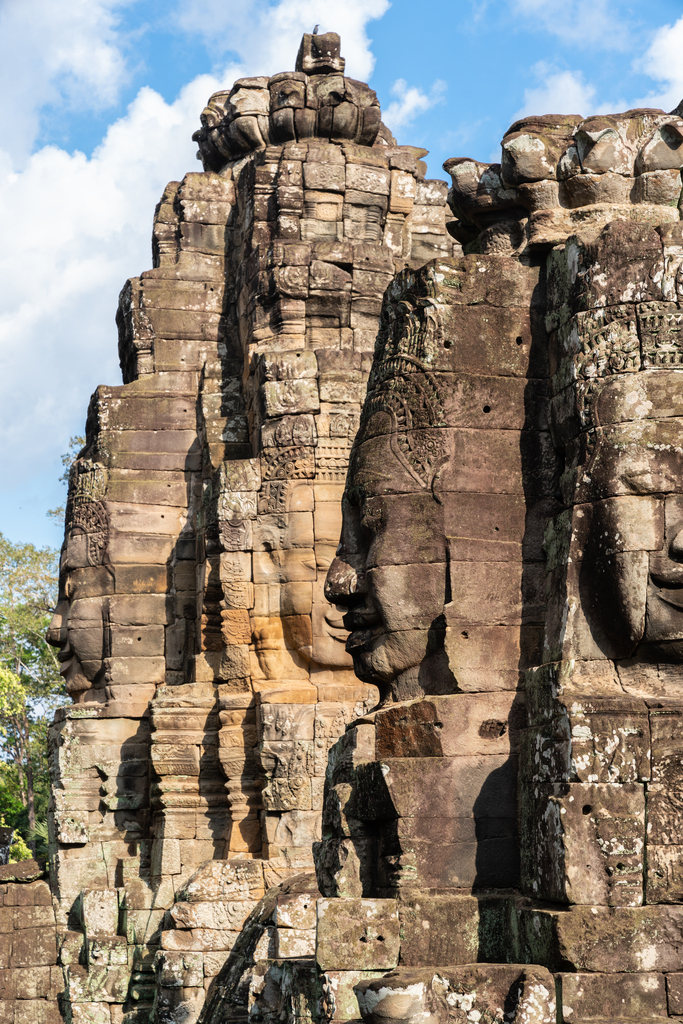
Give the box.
[6,28,683,1024]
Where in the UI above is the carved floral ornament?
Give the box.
[353,270,453,492]
[64,457,110,567]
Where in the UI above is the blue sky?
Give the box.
[1,0,683,551]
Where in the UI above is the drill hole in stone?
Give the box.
[516,336,523,345]
[483,405,491,413]
[461,631,468,639]
[444,339,452,348]
[582,804,592,815]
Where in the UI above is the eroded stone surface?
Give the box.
[38,31,459,1024]
[29,33,683,1024]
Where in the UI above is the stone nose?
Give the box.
[45,600,68,648]
[324,554,365,605]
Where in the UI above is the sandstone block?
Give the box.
[10,927,57,967]
[122,908,164,946]
[389,170,416,214]
[170,900,253,931]
[150,838,181,877]
[265,809,321,847]
[155,949,203,988]
[110,625,165,658]
[13,1002,64,1024]
[560,972,666,1021]
[316,898,399,970]
[524,782,645,907]
[161,928,239,952]
[322,970,385,1020]
[355,965,554,1024]
[374,693,522,759]
[275,927,315,958]
[303,164,345,192]
[647,845,683,904]
[398,894,480,966]
[79,890,119,936]
[274,892,317,930]
[253,548,316,584]
[356,755,517,824]
[70,1004,111,1023]
[87,935,128,967]
[346,165,390,194]
[521,903,683,972]
[108,594,172,626]
[66,963,129,1003]
[175,860,264,903]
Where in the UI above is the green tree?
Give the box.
[47,434,85,524]
[0,535,65,836]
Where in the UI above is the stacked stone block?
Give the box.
[43,30,683,1024]
[0,873,61,1024]
[514,219,683,1017]
[43,33,459,1024]
[203,100,683,1024]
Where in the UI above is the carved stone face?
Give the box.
[46,460,110,699]
[573,371,683,660]
[46,526,108,698]
[326,426,449,700]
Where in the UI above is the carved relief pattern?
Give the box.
[639,301,683,367]
[573,306,640,379]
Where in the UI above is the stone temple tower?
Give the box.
[37,32,460,1024]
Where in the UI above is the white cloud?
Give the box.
[0,70,238,533]
[514,64,596,120]
[174,0,390,82]
[0,0,133,165]
[383,78,447,134]
[633,16,683,112]
[0,0,395,545]
[510,0,629,50]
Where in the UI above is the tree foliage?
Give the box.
[46,434,85,524]
[0,534,65,841]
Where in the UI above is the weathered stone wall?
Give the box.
[0,865,62,1024]
[42,33,459,1024]
[34,30,683,1024]
[200,102,683,1024]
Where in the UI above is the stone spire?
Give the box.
[192,33,389,171]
